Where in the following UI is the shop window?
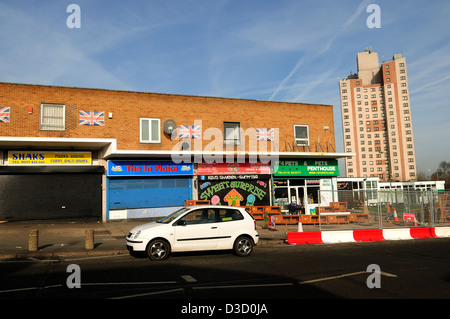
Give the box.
[40,103,65,131]
[223,121,241,145]
[140,118,161,143]
[294,125,309,146]
[274,187,289,209]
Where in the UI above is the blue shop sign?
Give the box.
[107,160,193,177]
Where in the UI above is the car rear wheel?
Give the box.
[147,239,171,261]
[233,236,254,257]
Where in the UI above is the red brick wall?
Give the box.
[0,83,336,153]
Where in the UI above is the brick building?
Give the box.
[0,82,349,221]
[339,49,417,182]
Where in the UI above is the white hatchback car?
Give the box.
[126,205,259,260]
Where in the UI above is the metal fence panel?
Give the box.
[316,189,450,231]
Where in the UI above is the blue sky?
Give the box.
[1,0,449,176]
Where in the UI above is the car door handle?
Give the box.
[211,226,217,229]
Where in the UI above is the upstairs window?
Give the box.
[223,121,241,145]
[40,103,65,131]
[140,118,161,143]
[294,125,309,146]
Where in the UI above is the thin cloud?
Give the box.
[0,2,139,89]
[269,55,307,100]
[269,0,370,101]
[411,75,450,95]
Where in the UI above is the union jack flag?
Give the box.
[0,107,10,123]
[179,125,201,139]
[256,128,274,141]
[79,111,105,126]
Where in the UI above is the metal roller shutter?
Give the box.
[0,173,102,221]
[109,177,191,210]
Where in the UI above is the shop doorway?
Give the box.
[288,186,305,214]
[305,180,320,215]
[289,186,304,205]
[274,178,334,215]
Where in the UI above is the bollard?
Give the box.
[297,221,303,232]
[85,229,94,250]
[28,229,39,251]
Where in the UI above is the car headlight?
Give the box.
[133,230,141,239]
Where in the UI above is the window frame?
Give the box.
[140,118,161,143]
[40,103,65,131]
[218,208,244,222]
[177,208,244,225]
[223,121,241,145]
[179,208,217,225]
[294,125,309,146]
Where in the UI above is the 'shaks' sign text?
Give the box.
[107,160,193,176]
[8,151,92,166]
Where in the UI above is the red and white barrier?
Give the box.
[435,227,450,238]
[286,227,450,245]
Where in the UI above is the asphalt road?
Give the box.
[1,238,449,312]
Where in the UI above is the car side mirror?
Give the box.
[176,220,186,226]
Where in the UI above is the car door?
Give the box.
[216,208,245,249]
[173,208,219,252]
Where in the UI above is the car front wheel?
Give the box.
[233,236,254,257]
[147,239,171,261]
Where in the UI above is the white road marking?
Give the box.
[181,275,197,283]
[299,270,397,285]
[193,282,294,290]
[110,288,184,299]
[81,281,177,286]
[0,284,62,294]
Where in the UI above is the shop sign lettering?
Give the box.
[8,151,92,166]
[198,162,270,175]
[274,159,339,177]
[107,160,193,176]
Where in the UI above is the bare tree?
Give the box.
[429,161,450,189]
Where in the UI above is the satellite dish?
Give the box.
[163,119,177,136]
[181,142,190,150]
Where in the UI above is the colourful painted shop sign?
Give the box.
[8,151,92,166]
[198,162,270,175]
[198,178,270,206]
[274,159,339,177]
[198,162,271,206]
[107,160,193,177]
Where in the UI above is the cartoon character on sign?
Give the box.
[224,189,244,206]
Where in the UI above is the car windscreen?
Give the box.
[157,207,190,224]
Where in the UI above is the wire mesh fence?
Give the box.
[315,189,450,231]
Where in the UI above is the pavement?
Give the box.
[0,219,312,259]
[1,217,448,259]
